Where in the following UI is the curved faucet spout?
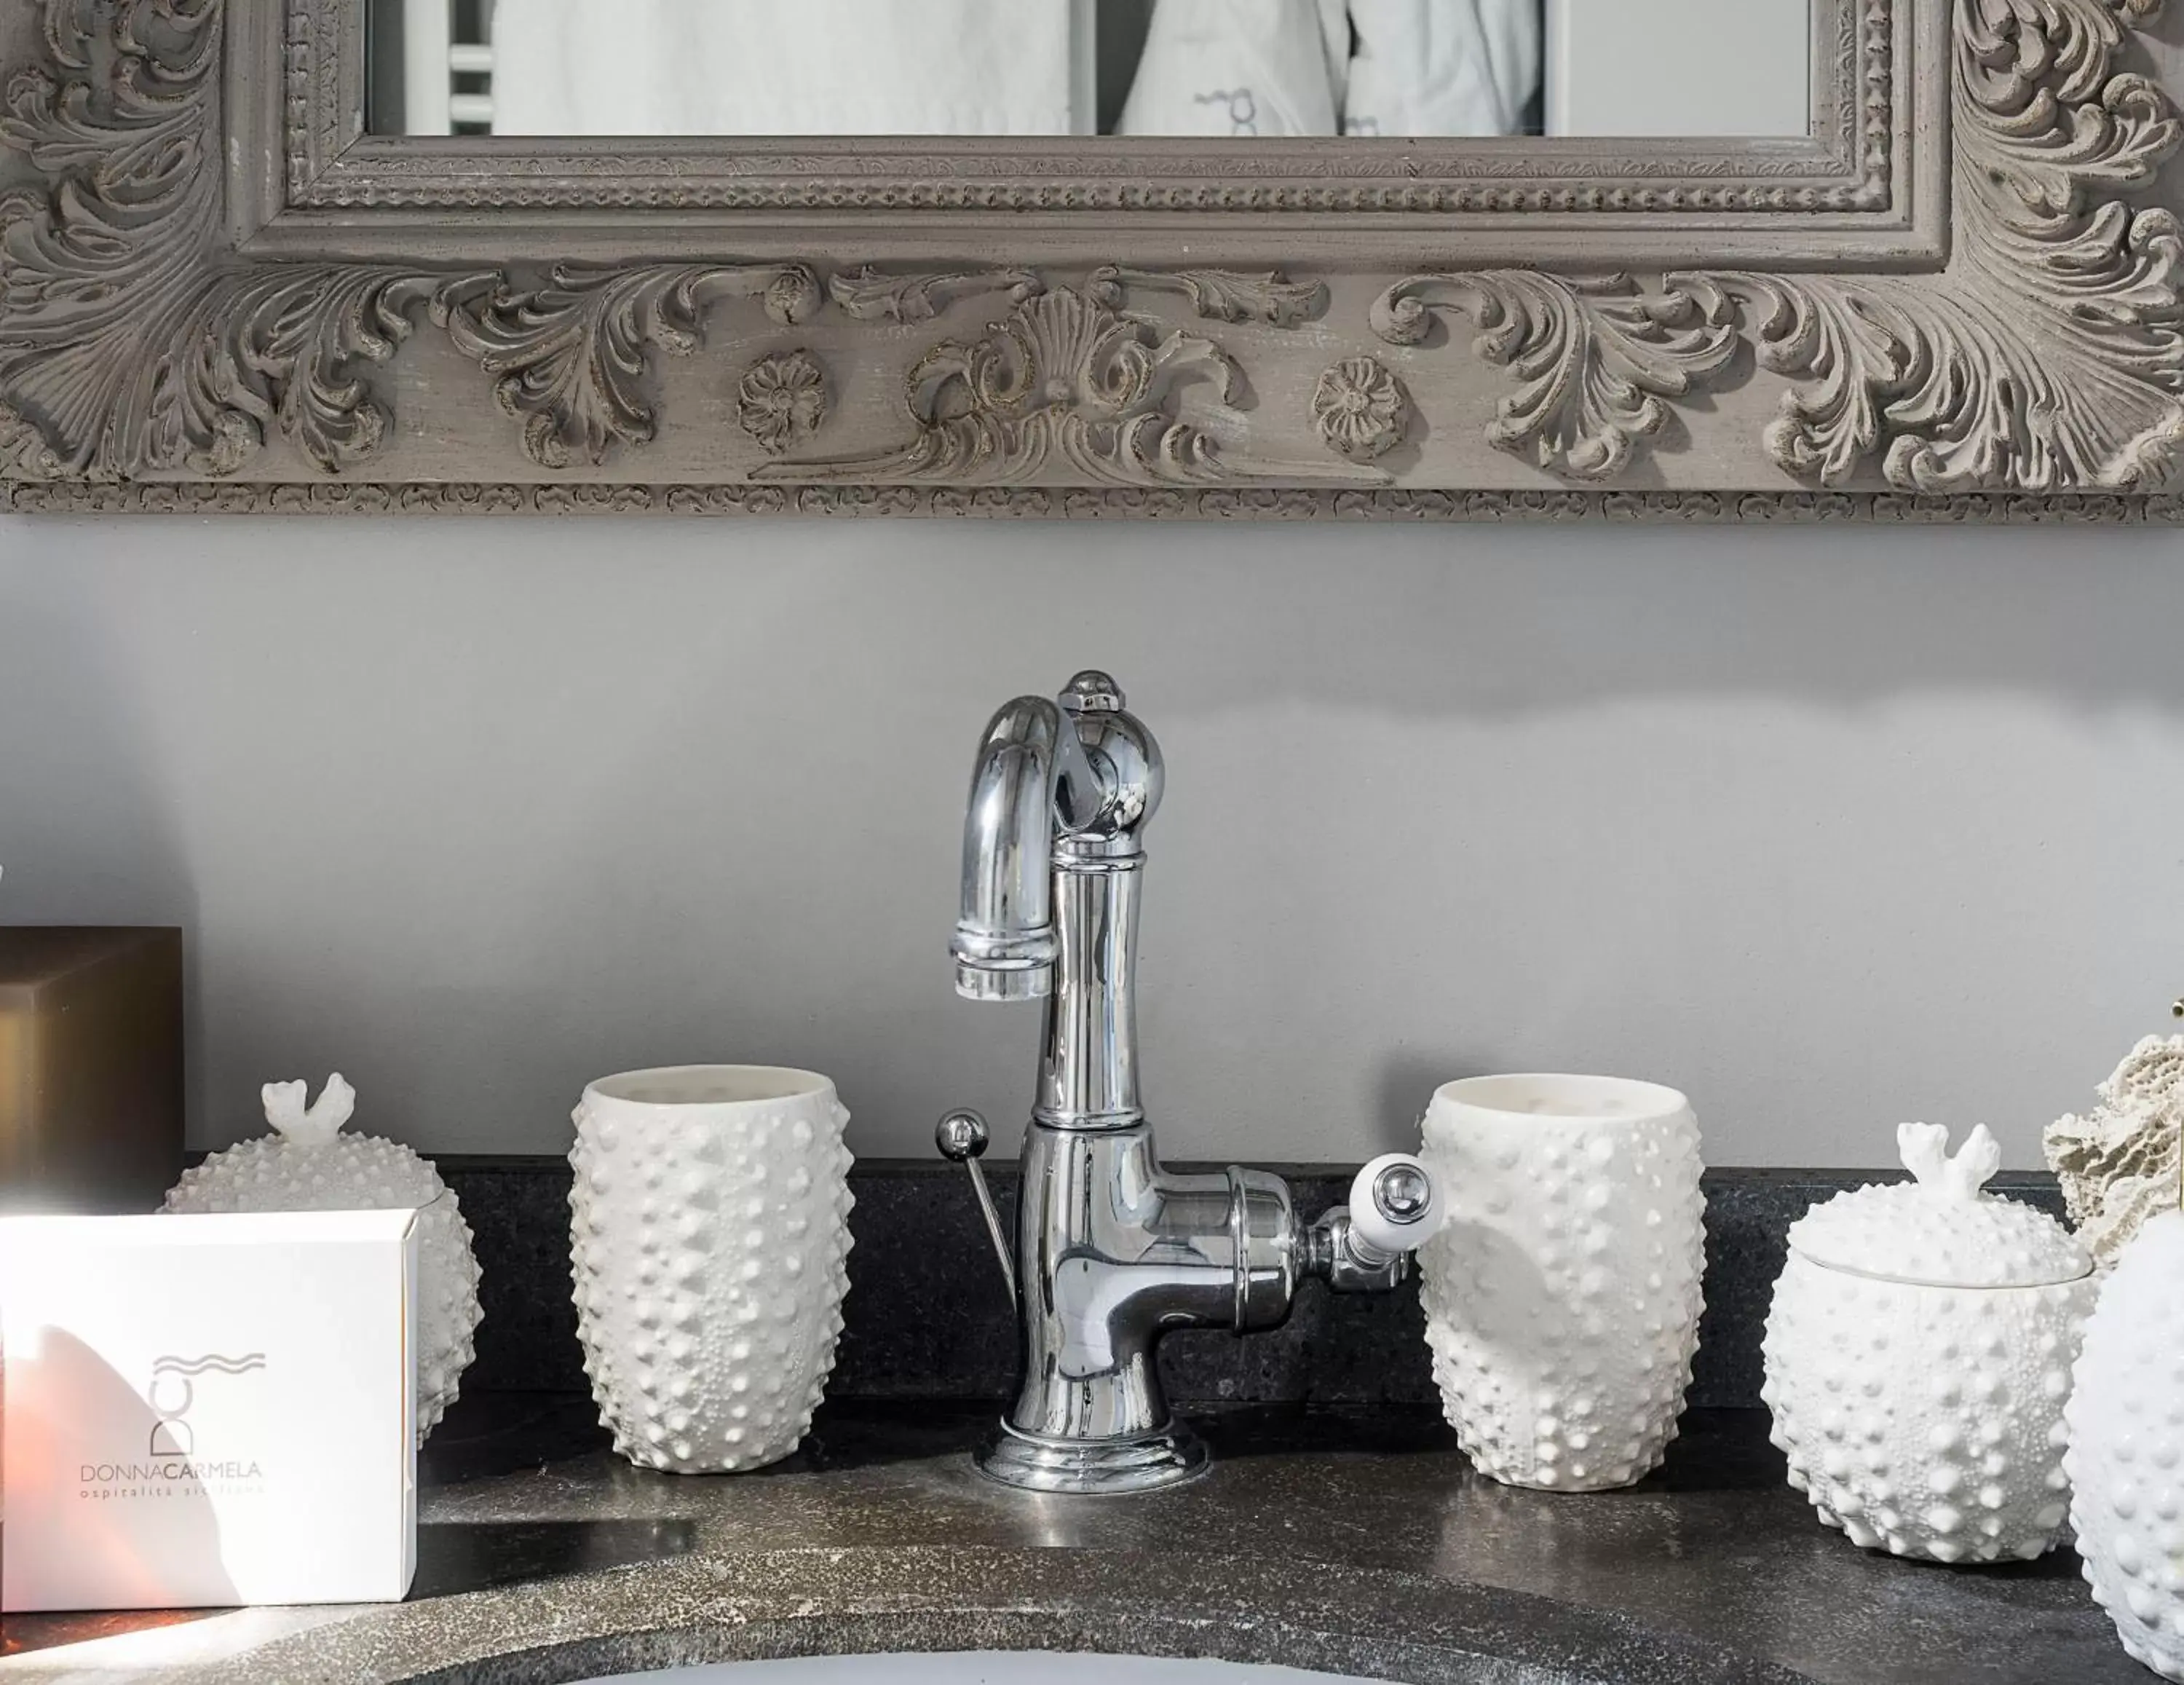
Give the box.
[951,693,1100,1003]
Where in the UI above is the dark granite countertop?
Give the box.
[0,1394,2142,1685]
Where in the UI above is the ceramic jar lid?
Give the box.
[1788,1123,2092,1289]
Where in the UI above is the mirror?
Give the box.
[365,0,1813,141]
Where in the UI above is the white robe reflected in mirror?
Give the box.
[490,0,1078,135]
[1117,0,1541,137]
[1117,0,1352,137]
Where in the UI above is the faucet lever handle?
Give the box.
[1309,1153,1446,1293]
[935,1109,1018,1311]
[1350,1153,1445,1258]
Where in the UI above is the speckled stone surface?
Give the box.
[0,1396,2144,1685]
[429,1160,2068,1413]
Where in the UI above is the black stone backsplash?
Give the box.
[433,1157,2065,1413]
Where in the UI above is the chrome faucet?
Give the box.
[937,671,1445,1495]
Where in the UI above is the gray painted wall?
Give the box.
[0,515,2174,1170]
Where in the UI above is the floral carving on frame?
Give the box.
[737,352,828,456]
[759,286,1382,489]
[1312,358,1412,462]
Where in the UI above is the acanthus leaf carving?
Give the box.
[1369,272,1740,481]
[0,0,400,480]
[759,285,1380,489]
[0,0,470,478]
[432,263,820,469]
[1361,0,2184,494]
[0,0,823,479]
[0,400,63,481]
[1086,266,1327,327]
[170,267,443,476]
[1687,0,2184,493]
[827,267,1042,324]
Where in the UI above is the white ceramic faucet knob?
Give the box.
[1350,1153,1445,1255]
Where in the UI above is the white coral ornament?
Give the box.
[1763,1124,2095,1564]
[2068,1211,2184,1682]
[164,1075,484,1447]
[2045,1034,2184,1267]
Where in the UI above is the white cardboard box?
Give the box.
[0,1210,418,1611]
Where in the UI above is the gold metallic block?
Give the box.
[0,929,183,1215]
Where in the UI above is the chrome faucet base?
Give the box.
[976,1418,1209,1496]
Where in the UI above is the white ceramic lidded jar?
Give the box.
[163,1074,485,1449]
[1762,1123,2095,1563]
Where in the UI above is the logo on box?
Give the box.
[76,1352,272,1493]
[146,1351,266,1456]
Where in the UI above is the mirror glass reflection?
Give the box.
[366,1,1812,141]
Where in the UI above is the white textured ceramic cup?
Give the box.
[1418,1074,1706,1491]
[569,1065,855,1475]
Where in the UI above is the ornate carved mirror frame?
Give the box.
[2,0,2180,521]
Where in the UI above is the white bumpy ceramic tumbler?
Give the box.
[569,1065,855,1474]
[1419,1074,1706,1491]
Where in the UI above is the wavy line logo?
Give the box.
[146,1352,266,1456]
[155,1354,266,1378]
